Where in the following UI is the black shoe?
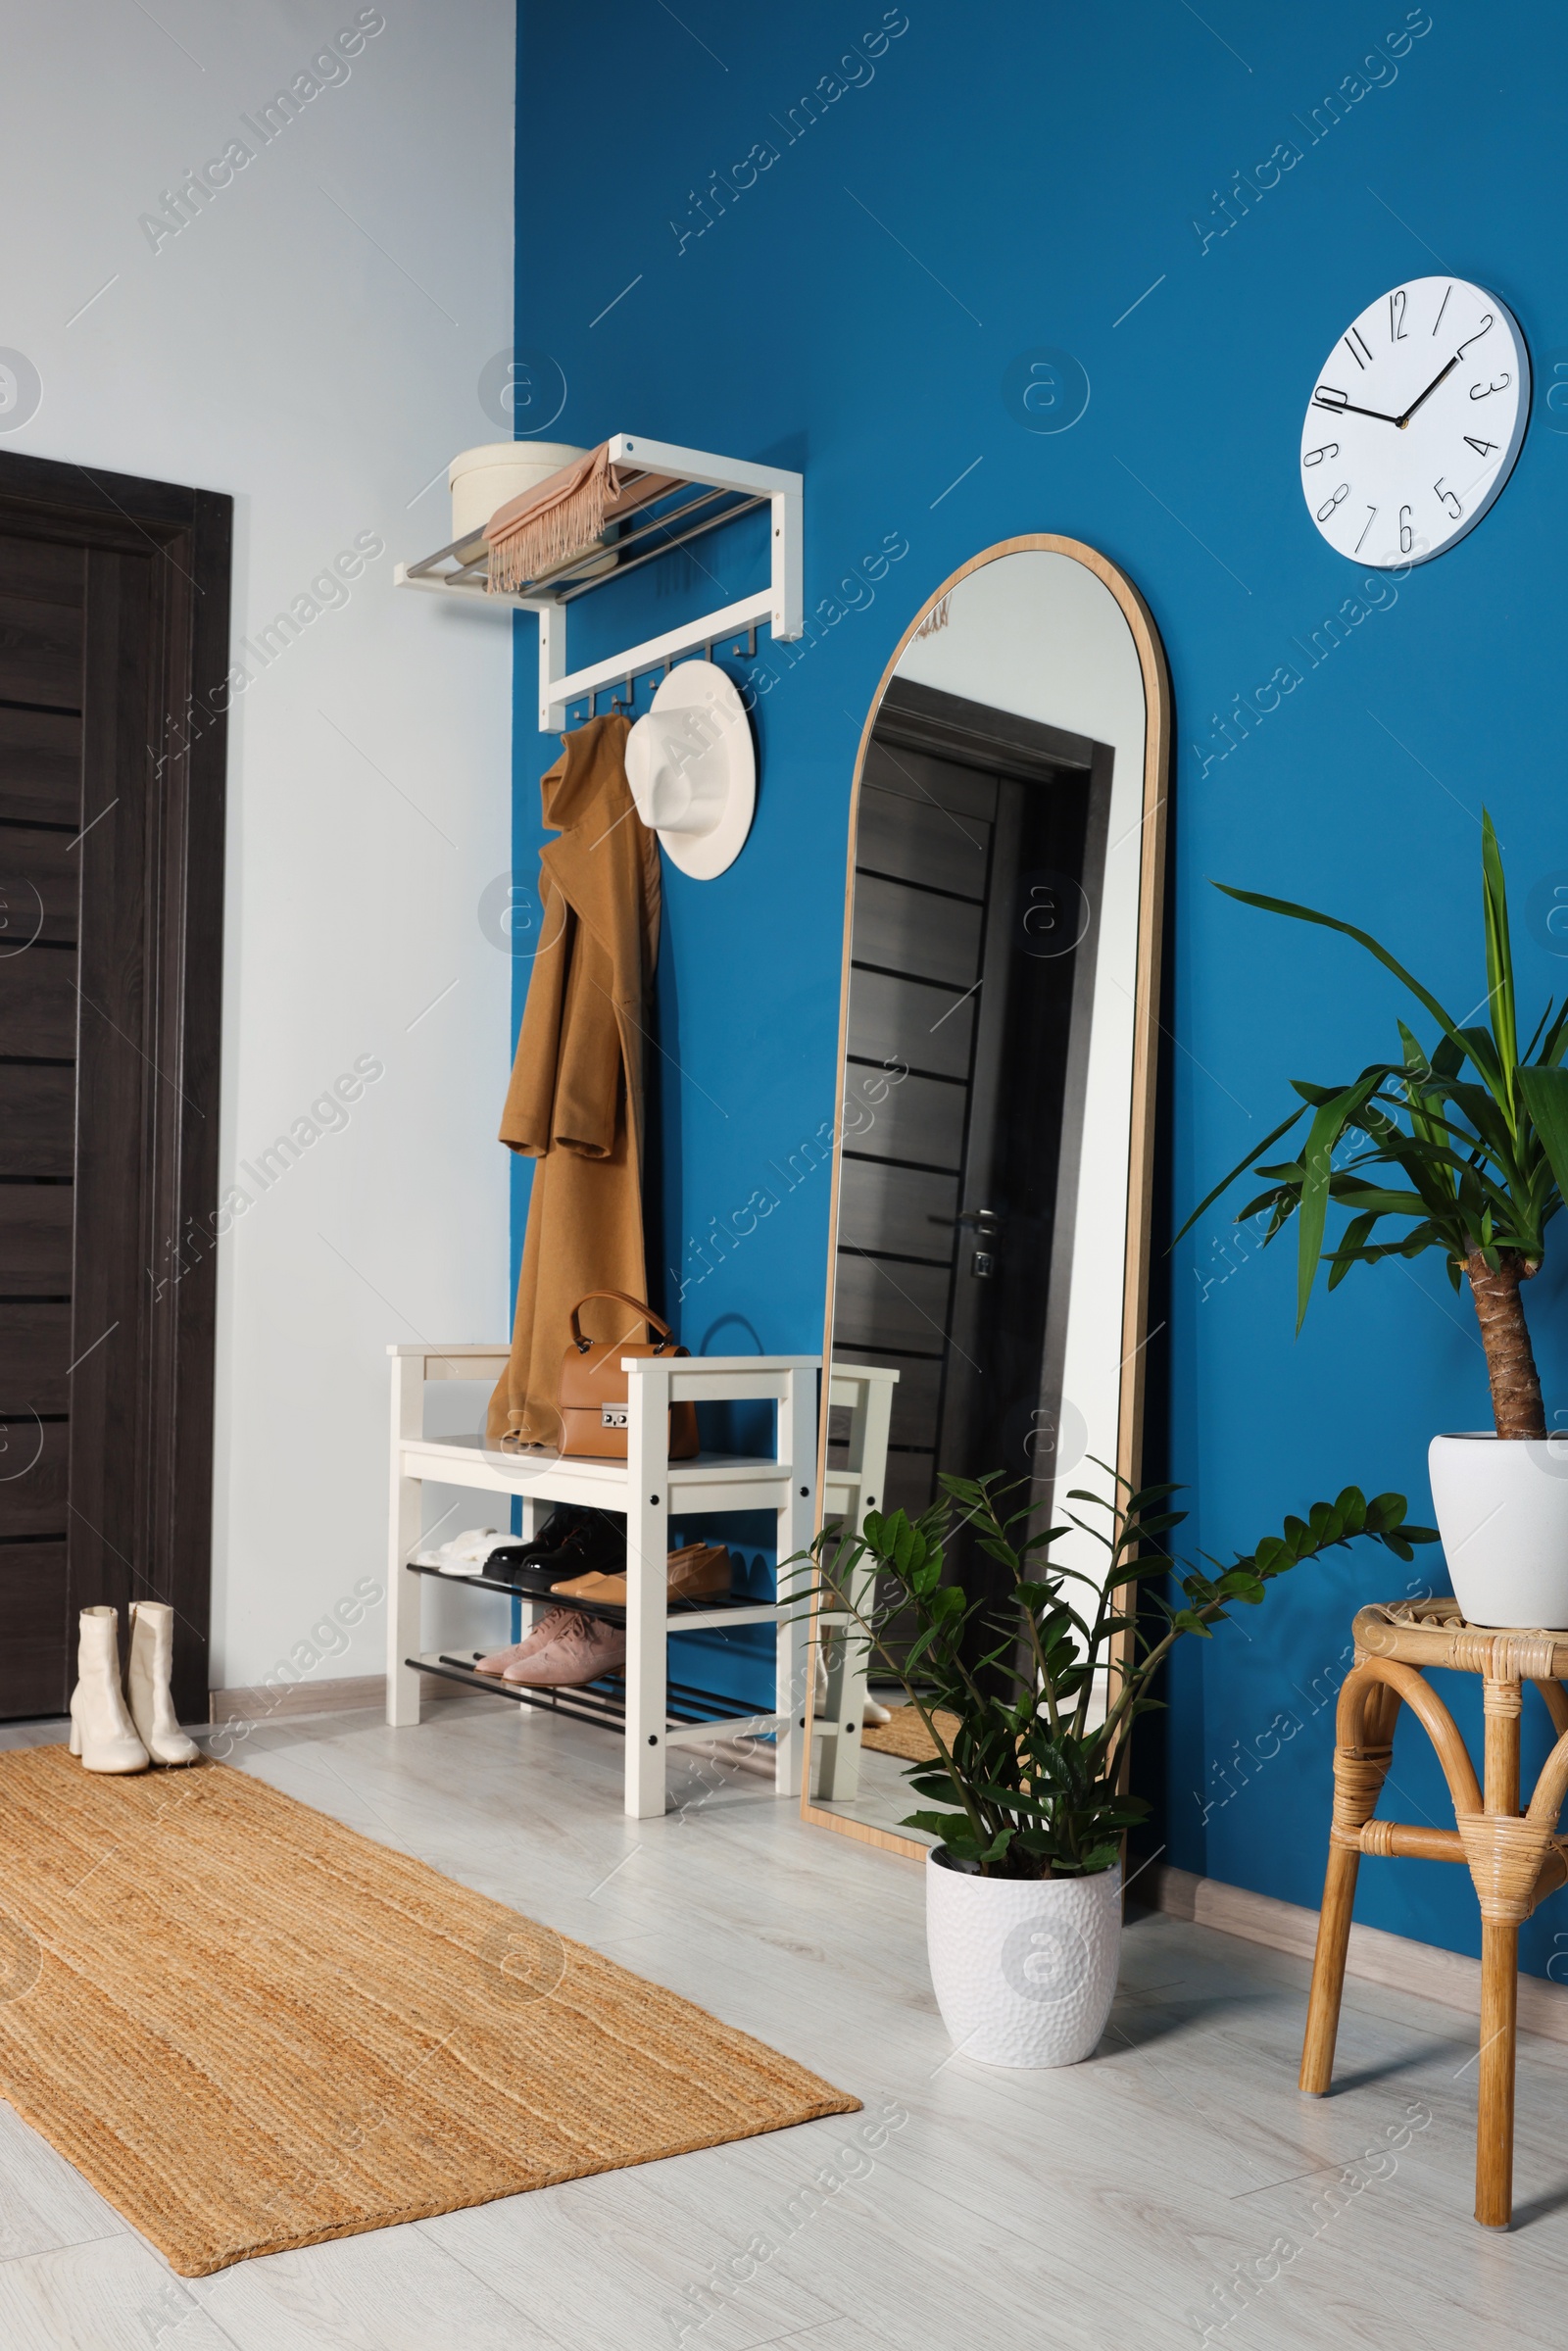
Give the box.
[480,1504,586,1578]
[482,1507,623,1582]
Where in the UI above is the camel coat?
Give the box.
[487,715,661,1445]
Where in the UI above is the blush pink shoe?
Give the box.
[474,1606,574,1677]
[503,1610,627,1687]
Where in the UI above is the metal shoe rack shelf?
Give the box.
[405,1552,792,1743]
[388,1345,864,1819]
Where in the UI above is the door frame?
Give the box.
[0,450,231,1718]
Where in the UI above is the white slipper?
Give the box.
[436,1527,502,1576]
[863,1695,893,1727]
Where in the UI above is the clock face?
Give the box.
[1299,277,1529,567]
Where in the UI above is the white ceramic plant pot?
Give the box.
[924,1849,1121,2068]
[448,440,588,543]
[1429,1432,1568,1629]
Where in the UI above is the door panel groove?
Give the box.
[838,1248,956,1271]
[850,957,978,992]
[853,863,985,906]
[841,1150,964,1178]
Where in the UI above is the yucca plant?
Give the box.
[1177,813,1568,1439]
[800,1469,1434,1877]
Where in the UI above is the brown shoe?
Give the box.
[551,1541,710,1599]
[669,1543,732,1601]
[559,1544,733,1608]
[474,1606,573,1676]
[502,1611,627,1687]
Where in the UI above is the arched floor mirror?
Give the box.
[803,535,1171,1857]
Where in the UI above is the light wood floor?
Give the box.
[2,1698,1568,2349]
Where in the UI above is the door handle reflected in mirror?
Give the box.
[928,1207,1004,1231]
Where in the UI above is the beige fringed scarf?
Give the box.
[486,443,674,595]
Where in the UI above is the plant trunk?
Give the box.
[1465,1249,1546,1440]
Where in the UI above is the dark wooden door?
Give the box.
[0,459,230,1721]
[828,680,1111,1665]
[833,683,1110,1512]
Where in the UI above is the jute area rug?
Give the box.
[860,1704,961,1765]
[0,1746,857,2276]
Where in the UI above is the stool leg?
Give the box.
[1299,1842,1359,2095]
[1476,1675,1523,2229]
[1476,1919,1518,2228]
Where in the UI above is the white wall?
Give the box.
[0,2,517,1688]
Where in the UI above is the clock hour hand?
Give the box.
[1396,353,1460,428]
[1312,391,1402,424]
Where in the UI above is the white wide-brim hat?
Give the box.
[624,661,755,879]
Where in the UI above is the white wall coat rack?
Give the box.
[394,434,803,732]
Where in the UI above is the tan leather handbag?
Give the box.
[558,1292,700,1460]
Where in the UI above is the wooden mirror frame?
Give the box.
[800,534,1172,1858]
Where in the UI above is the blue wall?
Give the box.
[515,0,1568,1977]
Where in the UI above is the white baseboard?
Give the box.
[208,1672,467,1724]
[1148,1863,1568,2046]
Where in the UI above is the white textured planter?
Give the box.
[448,440,588,542]
[924,1850,1121,2068]
[1429,1432,1568,1629]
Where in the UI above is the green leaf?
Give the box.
[1481,809,1519,1120]
[1327,1210,1376,1290]
[1542,999,1568,1070]
[904,1811,975,1848]
[1296,1069,1387,1331]
[1519,1063,1568,1211]
[1212,882,1477,1080]
[1170,1102,1309,1248]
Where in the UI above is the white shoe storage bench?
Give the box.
[388,1346,886,1819]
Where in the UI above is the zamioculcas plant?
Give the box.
[799,1469,1435,1877]
[1176,812,1568,1439]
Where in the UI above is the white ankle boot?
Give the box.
[127,1602,199,1766]
[69,1607,150,1774]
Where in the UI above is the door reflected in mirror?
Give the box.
[808,539,1170,1854]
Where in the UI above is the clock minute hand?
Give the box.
[1396,353,1460,428]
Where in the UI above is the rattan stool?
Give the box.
[1301,1595,1568,2228]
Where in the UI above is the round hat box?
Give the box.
[447,441,587,545]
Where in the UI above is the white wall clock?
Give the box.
[1299,276,1529,567]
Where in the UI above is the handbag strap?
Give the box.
[568,1290,675,1354]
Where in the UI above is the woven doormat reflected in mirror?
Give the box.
[0,1747,858,2276]
[860,1705,962,1764]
